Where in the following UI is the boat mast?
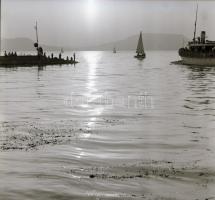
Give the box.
[35,21,39,45]
[193,3,198,42]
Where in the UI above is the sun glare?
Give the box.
[86,0,98,21]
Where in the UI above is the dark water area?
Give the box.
[0,51,215,200]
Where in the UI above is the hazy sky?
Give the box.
[2,0,215,47]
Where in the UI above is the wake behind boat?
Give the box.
[134,32,146,59]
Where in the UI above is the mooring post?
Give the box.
[0,0,1,55]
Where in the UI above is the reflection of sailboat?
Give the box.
[113,47,117,53]
[134,32,146,59]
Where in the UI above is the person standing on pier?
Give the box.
[73,53,76,62]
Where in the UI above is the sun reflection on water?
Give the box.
[74,147,86,159]
[83,52,104,130]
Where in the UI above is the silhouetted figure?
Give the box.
[44,52,46,58]
[59,53,62,59]
[66,56,69,61]
[51,53,54,59]
[73,53,76,62]
[38,47,43,57]
[4,51,7,57]
[70,57,73,62]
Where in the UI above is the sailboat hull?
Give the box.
[134,54,146,59]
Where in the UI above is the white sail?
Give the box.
[136,32,145,55]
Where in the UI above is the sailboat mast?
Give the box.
[193,3,198,42]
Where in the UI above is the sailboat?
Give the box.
[134,32,145,59]
[113,47,117,53]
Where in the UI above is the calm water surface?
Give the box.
[0,51,215,200]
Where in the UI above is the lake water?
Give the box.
[0,51,215,200]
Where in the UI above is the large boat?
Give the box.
[134,32,146,60]
[178,5,215,66]
[0,22,78,67]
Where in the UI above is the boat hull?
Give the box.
[180,56,215,66]
[134,54,146,60]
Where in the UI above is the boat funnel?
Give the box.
[201,31,206,43]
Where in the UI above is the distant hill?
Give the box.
[2,38,66,52]
[2,33,189,51]
[86,33,189,51]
